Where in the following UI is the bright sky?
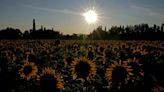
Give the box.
[0,0,164,34]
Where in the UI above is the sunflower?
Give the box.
[151,85,164,92]
[73,43,79,50]
[87,47,94,60]
[105,60,132,89]
[39,67,64,91]
[120,43,127,49]
[127,58,144,77]
[159,43,164,49]
[103,48,113,59]
[19,61,38,80]
[27,54,37,63]
[99,46,105,53]
[63,58,68,68]
[24,51,31,60]
[70,57,96,80]
[88,45,93,52]
[133,49,142,55]
[141,49,148,55]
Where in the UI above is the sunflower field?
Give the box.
[0,40,164,92]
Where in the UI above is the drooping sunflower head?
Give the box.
[63,58,68,68]
[99,46,105,53]
[39,67,64,91]
[28,54,37,63]
[70,57,96,80]
[103,48,112,59]
[105,60,132,88]
[19,61,38,80]
[87,46,94,60]
[23,51,30,60]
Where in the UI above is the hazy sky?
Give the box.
[0,0,164,34]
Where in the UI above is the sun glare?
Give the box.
[83,10,98,24]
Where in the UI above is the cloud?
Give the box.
[130,5,157,16]
[129,5,164,19]
[17,3,81,16]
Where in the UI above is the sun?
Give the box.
[83,10,98,24]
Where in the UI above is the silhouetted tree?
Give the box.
[1,23,164,40]
[0,28,22,39]
[23,31,30,39]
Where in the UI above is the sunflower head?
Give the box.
[121,43,126,49]
[127,58,143,77]
[151,85,164,92]
[73,43,79,50]
[19,61,38,80]
[133,49,142,57]
[70,57,96,80]
[88,46,93,52]
[105,60,132,89]
[39,67,64,91]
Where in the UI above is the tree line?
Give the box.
[0,23,164,40]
